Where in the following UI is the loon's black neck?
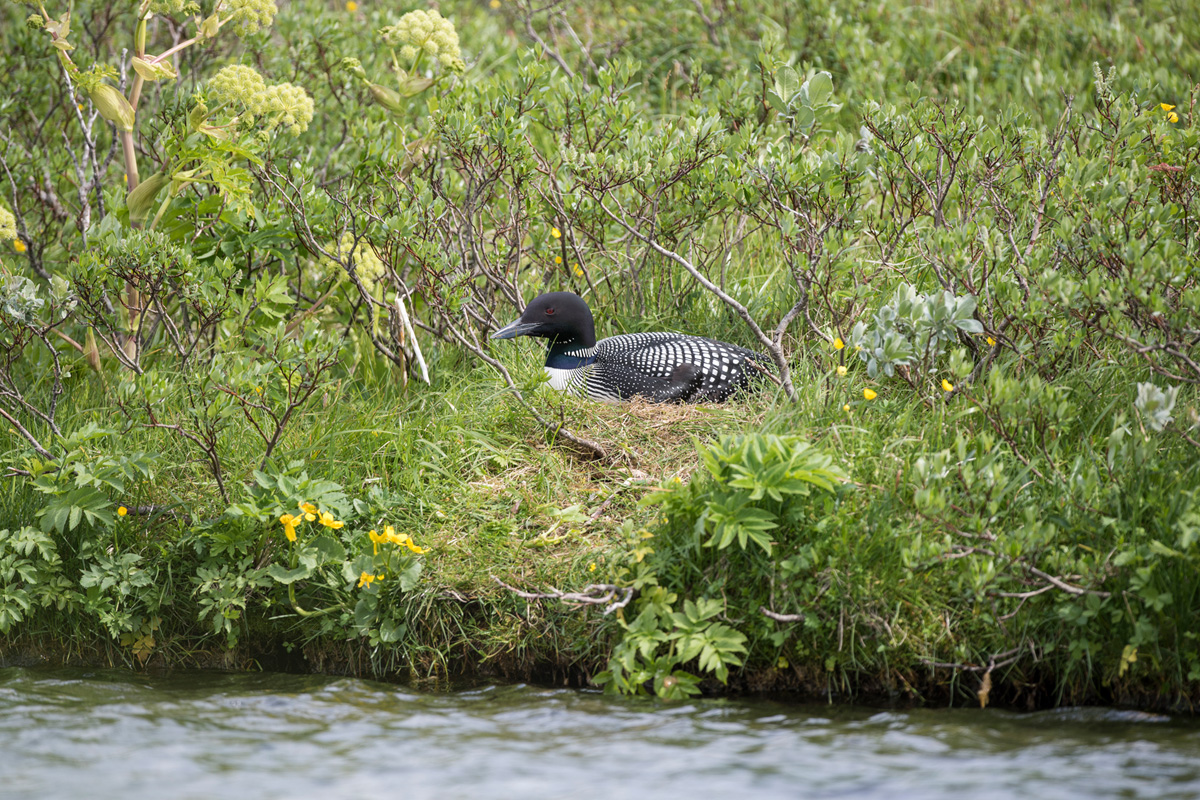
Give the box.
[546,340,597,370]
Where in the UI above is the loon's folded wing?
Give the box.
[593,333,761,402]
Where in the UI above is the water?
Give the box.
[1,667,1199,799]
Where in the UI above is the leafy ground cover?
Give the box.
[1,0,1198,708]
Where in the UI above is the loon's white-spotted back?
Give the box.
[492,292,769,403]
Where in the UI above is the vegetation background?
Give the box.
[1,0,1198,709]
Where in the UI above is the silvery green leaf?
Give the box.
[955,318,984,333]
[774,66,800,101]
[1135,382,1179,432]
[805,71,833,106]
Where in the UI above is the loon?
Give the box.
[491,292,768,403]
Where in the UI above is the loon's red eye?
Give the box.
[545,307,556,316]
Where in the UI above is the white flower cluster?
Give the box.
[206,64,266,106]
[332,232,386,292]
[378,9,465,73]
[147,0,197,17]
[205,65,313,136]
[0,205,16,242]
[258,82,314,136]
[225,0,278,36]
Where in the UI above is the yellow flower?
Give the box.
[280,513,301,542]
[13,240,26,253]
[117,506,128,517]
[1161,103,1175,112]
[554,255,562,264]
[836,365,847,377]
[941,379,954,392]
[986,336,996,347]
[1168,111,1180,123]
[358,571,379,588]
[368,528,387,555]
[833,337,844,350]
[551,227,561,239]
[300,502,317,521]
[573,264,584,278]
[345,0,357,10]
[317,510,344,529]
[863,388,877,400]
[843,403,850,412]
[588,562,597,572]
[489,0,500,7]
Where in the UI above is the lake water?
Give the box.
[1,667,1198,799]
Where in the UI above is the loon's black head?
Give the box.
[491,292,597,348]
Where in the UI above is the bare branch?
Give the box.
[491,575,633,615]
[760,606,805,623]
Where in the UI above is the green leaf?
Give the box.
[805,71,833,106]
[266,563,313,585]
[311,534,346,563]
[774,66,800,101]
[397,559,423,592]
[379,618,406,643]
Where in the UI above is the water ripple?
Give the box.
[1,667,1198,800]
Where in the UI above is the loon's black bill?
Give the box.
[491,319,540,340]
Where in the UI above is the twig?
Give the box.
[443,312,607,459]
[920,645,1026,672]
[760,606,805,623]
[491,575,633,615]
[957,545,1112,598]
[394,292,430,384]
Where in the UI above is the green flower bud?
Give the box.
[197,12,220,40]
[188,101,209,130]
[126,172,169,225]
[368,83,405,113]
[84,327,102,373]
[398,75,434,97]
[26,13,44,30]
[187,101,229,141]
[88,84,135,132]
[132,56,177,82]
[340,57,367,81]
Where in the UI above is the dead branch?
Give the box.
[491,575,633,615]
[760,606,805,623]
[920,644,1027,673]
